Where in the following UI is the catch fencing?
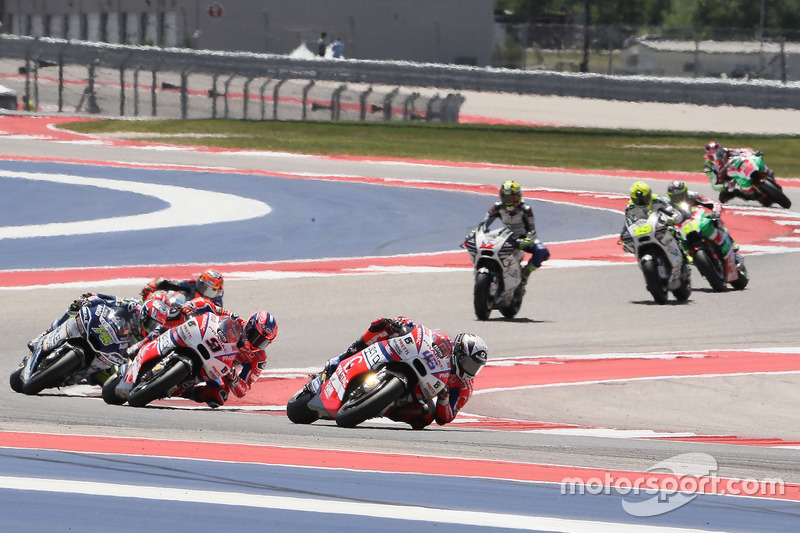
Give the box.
[1,34,800,119]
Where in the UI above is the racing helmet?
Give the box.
[667,180,688,205]
[196,269,224,299]
[137,299,169,337]
[499,180,522,211]
[704,141,721,161]
[629,181,653,207]
[431,330,454,360]
[451,333,488,380]
[245,310,277,351]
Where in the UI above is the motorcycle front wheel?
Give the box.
[641,259,668,304]
[758,179,792,209]
[101,373,126,405]
[694,249,726,292]
[473,272,494,321]
[127,357,191,408]
[730,256,749,290]
[21,348,83,395]
[286,384,320,424]
[335,374,406,428]
[9,367,23,393]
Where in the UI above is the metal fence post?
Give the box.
[402,92,419,121]
[301,79,315,120]
[359,86,372,121]
[180,67,191,119]
[119,53,131,116]
[210,73,219,119]
[133,67,140,116]
[150,64,159,117]
[382,87,399,121]
[273,79,286,120]
[259,79,271,121]
[332,84,346,120]
[223,74,235,119]
[243,77,253,120]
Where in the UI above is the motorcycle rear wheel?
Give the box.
[286,385,319,424]
[694,249,726,292]
[127,358,191,408]
[21,348,83,395]
[641,259,668,304]
[336,374,406,428]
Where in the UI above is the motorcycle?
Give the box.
[10,302,132,395]
[286,324,451,428]
[722,152,792,209]
[463,225,525,320]
[102,312,240,407]
[621,210,692,304]
[674,203,748,292]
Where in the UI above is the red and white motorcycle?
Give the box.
[286,324,451,428]
[102,312,241,407]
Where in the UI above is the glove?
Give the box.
[518,237,532,250]
[710,210,721,220]
[228,374,248,398]
[69,295,91,311]
[181,302,198,316]
[141,279,161,298]
[436,388,450,406]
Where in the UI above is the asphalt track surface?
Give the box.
[2,114,800,531]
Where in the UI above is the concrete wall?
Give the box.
[3,0,494,66]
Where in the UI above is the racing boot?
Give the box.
[520,262,537,286]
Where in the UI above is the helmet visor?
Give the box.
[247,328,273,350]
[459,354,484,379]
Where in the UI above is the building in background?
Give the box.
[2,0,494,66]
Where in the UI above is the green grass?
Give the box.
[60,120,800,178]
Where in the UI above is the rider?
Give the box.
[666,179,737,254]
[703,141,774,203]
[27,293,169,382]
[141,269,225,306]
[619,181,683,253]
[187,309,278,408]
[477,180,550,287]
[321,316,489,429]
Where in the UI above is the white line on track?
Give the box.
[0,476,725,533]
[0,169,270,239]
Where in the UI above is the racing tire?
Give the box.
[641,259,668,304]
[21,348,83,395]
[101,373,126,405]
[473,272,494,321]
[672,281,692,302]
[9,367,23,393]
[335,374,406,428]
[286,386,319,424]
[127,358,191,408]
[759,179,792,209]
[730,257,749,290]
[694,249,726,292]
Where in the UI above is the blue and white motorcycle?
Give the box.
[10,302,132,395]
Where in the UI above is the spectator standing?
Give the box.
[331,38,344,58]
[317,32,327,57]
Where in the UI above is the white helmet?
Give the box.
[451,333,488,380]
